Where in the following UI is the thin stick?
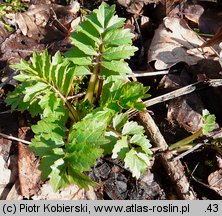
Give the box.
[0,70,19,89]
[137,111,197,199]
[0,132,31,145]
[127,79,222,118]
[171,143,205,162]
[127,70,169,77]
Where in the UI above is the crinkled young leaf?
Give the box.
[124,149,150,179]
[49,159,69,191]
[130,134,152,155]
[122,121,144,135]
[202,109,216,135]
[69,108,113,145]
[112,136,128,159]
[31,119,66,147]
[65,141,103,172]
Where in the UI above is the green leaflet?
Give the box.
[113,113,128,130]
[7,50,80,118]
[122,121,145,135]
[112,136,128,159]
[202,109,216,135]
[100,79,149,112]
[102,45,138,60]
[23,81,49,102]
[70,32,97,56]
[101,60,132,75]
[94,2,116,28]
[109,115,152,179]
[130,134,152,155]
[68,108,113,145]
[64,47,92,66]
[124,149,150,179]
[103,28,134,46]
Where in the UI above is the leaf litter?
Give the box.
[1,0,222,200]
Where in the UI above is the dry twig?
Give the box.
[136,111,197,200]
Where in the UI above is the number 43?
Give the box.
[206,204,218,212]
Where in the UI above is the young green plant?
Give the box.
[6,2,152,191]
[169,109,217,153]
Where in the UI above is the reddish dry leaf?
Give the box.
[208,170,222,196]
[167,95,203,133]
[0,21,11,45]
[158,69,204,133]
[184,4,204,24]
[1,33,45,64]
[17,125,41,198]
[199,7,222,35]
[117,0,161,14]
[32,184,97,200]
[6,3,80,41]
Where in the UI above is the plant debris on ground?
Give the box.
[1,0,222,200]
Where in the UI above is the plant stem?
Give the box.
[84,63,100,103]
[169,128,202,150]
[51,85,79,122]
[84,42,103,103]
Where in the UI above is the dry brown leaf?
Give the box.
[158,69,204,133]
[6,3,80,40]
[17,125,41,198]
[117,0,161,15]
[32,184,97,200]
[184,4,204,24]
[208,170,222,196]
[148,17,212,70]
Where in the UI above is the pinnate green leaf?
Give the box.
[100,79,148,112]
